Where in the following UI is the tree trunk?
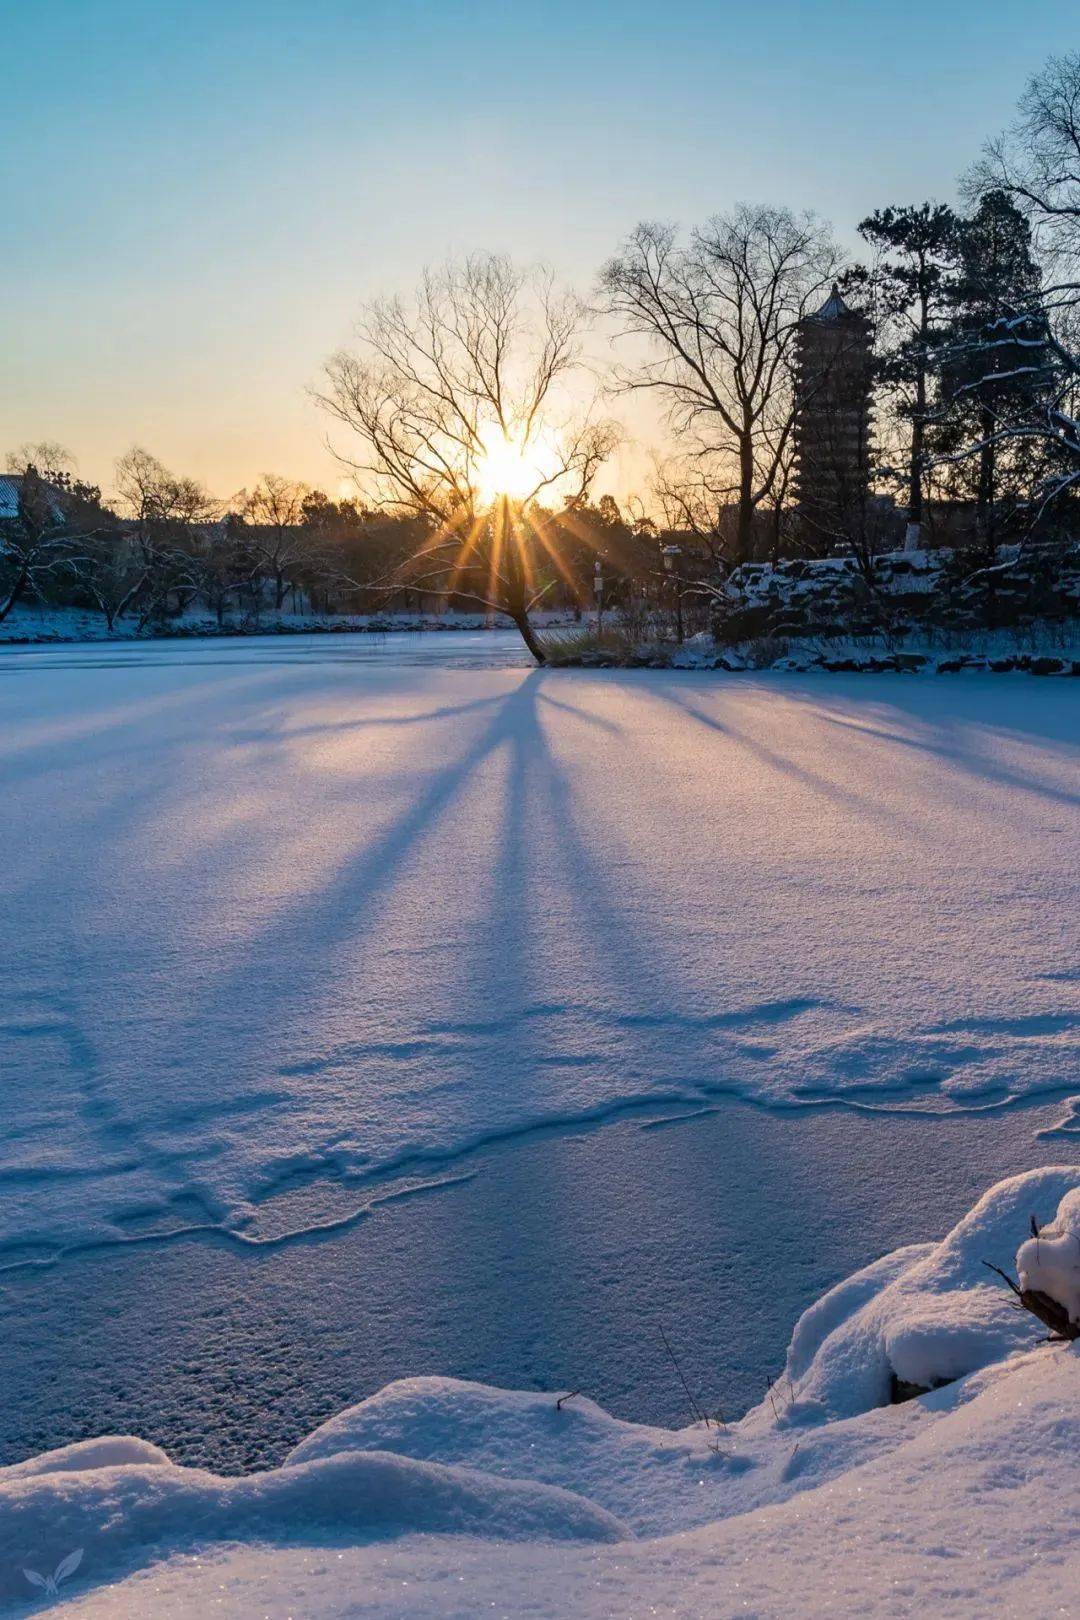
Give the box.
[770,501,783,565]
[976,403,996,554]
[737,429,755,562]
[512,608,547,665]
[906,289,929,550]
[0,565,30,623]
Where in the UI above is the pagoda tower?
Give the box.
[792,285,874,545]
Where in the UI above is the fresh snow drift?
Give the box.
[0,641,1077,1265]
[2,1170,1076,1618]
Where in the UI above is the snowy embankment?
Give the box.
[4,1169,1077,1618]
[544,625,1080,674]
[1,650,1078,1263]
[0,603,575,644]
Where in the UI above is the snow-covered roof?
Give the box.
[0,473,67,524]
[0,475,21,521]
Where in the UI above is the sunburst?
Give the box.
[473,424,555,506]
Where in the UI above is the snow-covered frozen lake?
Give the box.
[1,632,1077,1468]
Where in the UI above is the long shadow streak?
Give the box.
[642,682,913,834]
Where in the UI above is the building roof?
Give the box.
[0,473,68,525]
[808,283,860,323]
[0,475,22,521]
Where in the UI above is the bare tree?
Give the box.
[601,207,841,563]
[79,531,149,632]
[192,516,257,626]
[238,474,313,610]
[316,254,618,661]
[114,447,219,625]
[981,54,1080,270]
[0,466,89,623]
[115,447,217,533]
[4,442,76,482]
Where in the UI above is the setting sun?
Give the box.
[473,423,553,506]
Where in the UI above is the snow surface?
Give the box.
[2,640,1078,1612]
[2,1170,1076,1618]
[1,639,1078,1269]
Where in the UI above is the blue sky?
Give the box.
[3,0,1077,497]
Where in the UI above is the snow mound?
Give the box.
[744,1165,1080,1423]
[2,1171,1077,1616]
[0,1449,624,1610]
[57,1347,1080,1620]
[0,1436,172,1481]
[285,1377,756,1536]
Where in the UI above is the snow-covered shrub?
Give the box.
[1015,1187,1080,1337]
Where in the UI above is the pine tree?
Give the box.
[936,192,1049,549]
[857,204,959,548]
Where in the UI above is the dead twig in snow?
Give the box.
[659,1322,709,1428]
[982,1260,1079,1343]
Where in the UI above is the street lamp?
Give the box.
[662,544,684,645]
[594,557,604,636]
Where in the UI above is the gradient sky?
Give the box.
[3,0,1077,503]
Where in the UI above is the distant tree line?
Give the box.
[1,445,436,629]
[0,442,664,632]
